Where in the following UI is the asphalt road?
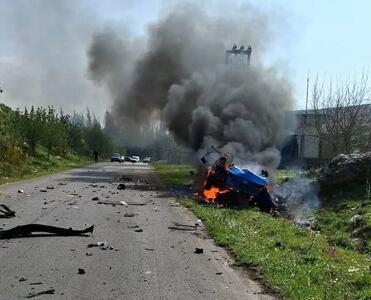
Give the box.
[0,163,274,300]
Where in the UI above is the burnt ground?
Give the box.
[0,163,274,299]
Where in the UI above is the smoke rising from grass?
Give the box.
[88,3,295,168]
[274,173,320,223]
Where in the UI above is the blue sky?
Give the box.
[85,0,371,108]
[0,0,370,114]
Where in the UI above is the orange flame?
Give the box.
[202,186,230,202]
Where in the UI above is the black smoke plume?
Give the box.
[88,3,294,168]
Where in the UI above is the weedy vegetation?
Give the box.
[155,164,371,300]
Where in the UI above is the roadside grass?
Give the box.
[315,185,371,253]
[180,199,370,299]
[153,163,196,188]
[155,164,371,300]
[0,146,91,185]
[275,169,319,185]
[276,170,371,253]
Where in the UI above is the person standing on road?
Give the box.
[93,150,99,163]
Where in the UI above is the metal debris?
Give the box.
[0,204,15,218]
[125,202,147,206]
[194,248,204,254]
[25,289,55,298]
[87,241,114,250]
[0,224,94,239]
[117,183,126,190]
[168,222,197,231]
[124,212,137,217]
[127,225,139,228]
[78,268,86,275]
[97,200,126,206]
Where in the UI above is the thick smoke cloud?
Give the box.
[88,3,294,168]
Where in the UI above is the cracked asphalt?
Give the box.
[0,163,274,300]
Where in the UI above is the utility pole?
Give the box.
[226,44,252,66]
[300,75,310,160]
[305,75,309,114]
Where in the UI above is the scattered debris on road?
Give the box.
[120,176,132,182]
[97,200,126,206]
[138,179,149,184]
[0,224,94,239]
[194,248,204,254]
[25,289,55,298]
[127,225,139,228]
[124,212,137,217]
[87,241,114,250]
[78,268,86,275]
[195,219,203,227]
[0,204,16,218]
[125,202,147,206]
[168,222,197,231]
[117,183,126,190]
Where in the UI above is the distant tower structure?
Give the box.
[225,44,252,66]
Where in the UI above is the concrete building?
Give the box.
[281,104,371,166]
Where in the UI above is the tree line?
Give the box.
[1,104,115,160]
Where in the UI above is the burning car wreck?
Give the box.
[198,147,278,213]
